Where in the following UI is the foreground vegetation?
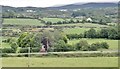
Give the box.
[2,57,118,67]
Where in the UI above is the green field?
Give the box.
[2,57,118,67]
[63,28,91,34]
[42,18,65,23]
[63,28,100,34]
[54,23,109,27]
[63,28,89,34]
[68,38,118,50]
[3,18,45,26]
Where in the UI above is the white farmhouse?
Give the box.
[86,18,93,22]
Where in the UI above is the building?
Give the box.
[86,18,93,22]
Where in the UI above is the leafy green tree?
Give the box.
[46,21,52,25]
[69,19,74,23]
[75,40,90,51]
[85,28,96,38]
[17,32,34,48]
[53,40,67,52]
[108,28,118,39]
[100,29,109,38]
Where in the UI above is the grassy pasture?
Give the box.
[68,38,118,50]
[54,23,109,27]
[3,18,45,26]
[42,18,65,23]
[63,28,100,34]
[2,57,118,67]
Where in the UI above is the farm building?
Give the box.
[86,18,93,22]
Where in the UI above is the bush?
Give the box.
[2,48,15,53]
[19,48,29,53]
[10,42,18,53]
[90,42,101,49]
[89,42,109,50]
[53,40,74,52]
[2,38,11,43]
[75,40,90,51]
[31,48,40,53]
[2,53,9,57]
[65,44,75,51]
[89,44,98,51]
[100,42,109,49]
[84,28,96,38]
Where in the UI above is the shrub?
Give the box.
[75,40,90,51]
[10,42,18,53]
[65,44,75,51]
[53,40,73,52]
[84,28,97,38]
[90,42,101,49]
[2,53,9,57]
[2,48,15,53]
[100,42,109,49]
[31,48,40,53]
[89,44,98,51]
[90,42,109,50]
[19,48,29,53]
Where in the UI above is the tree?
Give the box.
[75,40,90,51]
[17,32,32,48]
[100,29,109,38]
[69,19,74,23]
[108,28,118,39]
[32,33,42,48]
[17,32,43,48]
[84,28,96,38]
[53,40,68,52]
[46,21,52,25]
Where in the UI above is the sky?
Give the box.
[0,0,118,7]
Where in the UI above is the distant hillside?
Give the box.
[1,2,117,11]
[2,6,45,13]
[47,2,117,10]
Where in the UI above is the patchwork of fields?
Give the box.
[1,18,119,67]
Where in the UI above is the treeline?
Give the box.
[67,28,119,40]
[40,19,109,25]
[1,29,110,53]
[1,39,109,53]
